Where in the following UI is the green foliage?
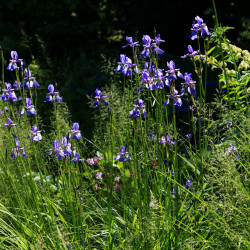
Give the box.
[204,29,250,111]
[0,2,249,249]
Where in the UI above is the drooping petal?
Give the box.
[141,49,150,57]
[33,133,42,141]
[181,88,186,95]
[93,101,100,107]
[119,157,126,162]
[164,98,170,106]
[114,155,120,161]
[11,152,17,158]
[19,108,25,115]
[56,96,63,102]
[27,107,37,115]
[46,151,52,157]
[154,47,164,54]
[189,86,196,95]
[114,65,122,71]
[44,95,52,102]
[173,97,182,107]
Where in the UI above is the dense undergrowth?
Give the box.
[0,1,249,249]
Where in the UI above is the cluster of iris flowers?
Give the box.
[114,18,208,110]
[46,123,84,161]
[111,15,212,188]
[1,16,216,195]
[1,51,65,158]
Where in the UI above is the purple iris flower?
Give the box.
[3,118,17,130]
[140,67,165,91]
[181,45,199,58]
[12,80,25,90]
[11,140,27,158]
[152,34,165,45]
[7,51,23,71]
[141,35,152,57]
[71,151,84,162]
[61,136,72,158]
[129,98,147,119]
[114,54,139,76]
[114,145,132,162]
[140,70,155,90]
[93,89,108,107]
[24,69,40,89]
[29,124,42,141]
[164,89,183,107]
[46,140,64,159]
[44,84,63,102]
[190,16,211,40]
[129,109,141,119]
[185,180,192,189]
[0,83,18,102]
[165,61,181,81]
[166,134,175,145]
[122,36,140,48]
[153,68,165,89]
[179,73,196,95]
[70,123,82,140]
[46,137,72,159]
[19,98,37,115]
[141,35,164,57]
[55,144,65,159]
[151,43,165,55]
[134,98,147,116]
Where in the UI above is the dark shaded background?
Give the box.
[0,0,249,135]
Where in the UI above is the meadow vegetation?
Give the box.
[0,1,249,249]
